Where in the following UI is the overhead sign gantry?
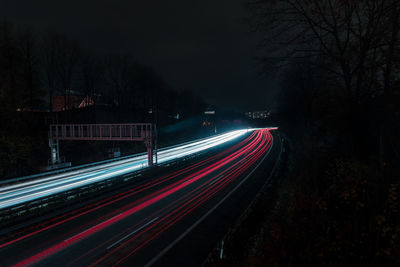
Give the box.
[48,123,155,169]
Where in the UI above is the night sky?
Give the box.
[1,0,278,111]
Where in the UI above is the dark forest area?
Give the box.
[1,0,400,265]
[218,0,400,266]
[0,21,207,179]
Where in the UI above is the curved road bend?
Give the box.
[0,129,280,266]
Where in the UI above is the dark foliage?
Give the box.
[209,1,400,265]
[0,21,206,179]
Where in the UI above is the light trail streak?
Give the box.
[5,129,274,267]
[0,129,253,210]
[14,133,263,266]
[67,134,266,265]
[104,130,273,266]
[76,130,269,266]
[0,131,258,250]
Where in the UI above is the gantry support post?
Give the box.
[154,124,158,165]
[144,125,153,167]
[48,123,155,169]
[49,128,60,165]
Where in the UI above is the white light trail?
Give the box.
[0,129,254,210]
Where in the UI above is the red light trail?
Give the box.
[1,129,274,266]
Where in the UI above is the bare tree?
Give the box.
[19,29,41,110]
[248,0,400,154]
[55,35,80,110]
[104,55,130,108]
[250,0,399,99]
[42,33,81,110]
[0,21,24,111]
[81,53,104,102]
[41,32,58,111]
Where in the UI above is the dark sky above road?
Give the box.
[1,0,277,111]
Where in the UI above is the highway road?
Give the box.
[0,129,251,210]
[0,128,280,266]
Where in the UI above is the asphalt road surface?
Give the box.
[0,128,281,266]
[0,129,251,210]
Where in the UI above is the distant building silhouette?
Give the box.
[52,95,95,111]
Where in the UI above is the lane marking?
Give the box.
[64,213,124,243]
[220,240,224,259]
[208,175,224,186]
[106,217,159,250]
[0,132,258,251]
[144,132,277,267]
[0,130,251,210]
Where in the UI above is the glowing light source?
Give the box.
[0,129,266,209]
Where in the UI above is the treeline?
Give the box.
[248,0,400,160]
[235,0,400,266]
[0,20,205,115]
[0,20,205,178]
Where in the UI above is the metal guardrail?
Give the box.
[0,129,248,186]
[0,132,252,228]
